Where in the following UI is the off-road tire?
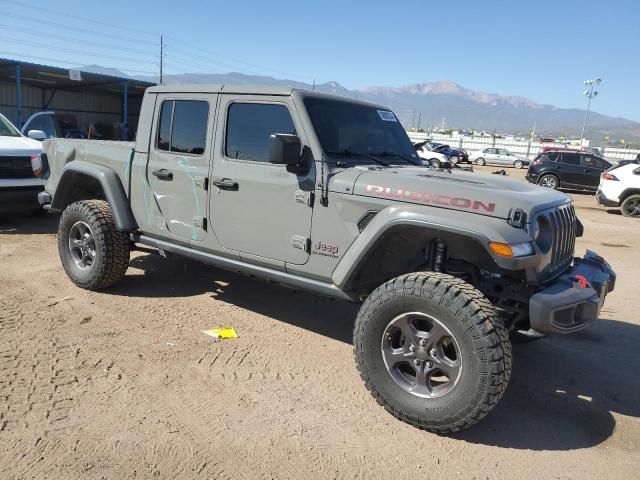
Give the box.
[476,157,485,166]
[354,272,512,433]
[621,194,640,217]
[58,200,130,290]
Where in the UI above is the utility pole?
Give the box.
[417,112,422,131]
[159,35,164,85]
[579,78,601,145]
[411,110,416,128]
[312,79,316,91]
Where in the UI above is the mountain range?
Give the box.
[82,65,640,141]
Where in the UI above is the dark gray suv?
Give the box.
[526,150,612,191]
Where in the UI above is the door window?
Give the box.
[582,155,607,169]
[560,153,580,165]
[25,114,57,138]
[156,100,209,155]
[225,103,296,162]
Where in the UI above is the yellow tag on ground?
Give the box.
[201,327,238,339]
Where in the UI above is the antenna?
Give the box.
[159,35,164,85]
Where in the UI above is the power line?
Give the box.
[0,23,155,56]
[1,11,158,46]
[0,36,158,66]
[0,0,158,37]
[0,51,157,75]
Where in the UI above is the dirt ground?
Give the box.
[1,166,638,479]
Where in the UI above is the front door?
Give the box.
[209,96,314,265]
[146,95,215,242]
[557,152,583,186]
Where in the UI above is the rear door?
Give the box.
[145,95,215,242]
[208,95,314,265]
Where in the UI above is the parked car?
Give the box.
[525,150,613,191]
[36,84,615,433]
[470,148,529,168]
[430,142,470,164]
[413,140,451,168]
[21,111,82,140]
[0,112,44,213]
[596,160,640,217]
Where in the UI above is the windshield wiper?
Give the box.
[371,151,422,166]
[325,149,390,167]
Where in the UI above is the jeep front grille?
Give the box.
[547,203,577,275]
[0,156,34,179]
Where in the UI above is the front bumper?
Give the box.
[0,186,43,212]
[529,250,615,335]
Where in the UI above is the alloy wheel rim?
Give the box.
[541,176,557,188]
[68,221,96,270]
[381,312,463,398]
[624,200,640,217]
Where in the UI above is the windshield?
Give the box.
[303,97,420,165]
[0,115,21,137]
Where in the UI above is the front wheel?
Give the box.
[450,155,459,165]
[475,157,485,166]
[621,195,640,217]
[58,200,130,290]
[354,272,512,433]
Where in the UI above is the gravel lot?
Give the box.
[1,166,638,479]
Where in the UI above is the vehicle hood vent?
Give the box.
[358,211,379,232]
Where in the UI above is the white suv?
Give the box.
[596,160,640,217]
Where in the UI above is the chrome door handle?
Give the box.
[152,168,173,181]
[211,178,239,191]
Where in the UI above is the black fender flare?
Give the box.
[51,160,137,232]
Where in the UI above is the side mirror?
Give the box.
[269,133,301,166]
[27,130,46,141]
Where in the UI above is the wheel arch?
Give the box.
[51,161,137,232]
[619,188,640,203]
[332,207,526,300]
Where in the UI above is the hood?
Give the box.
[342,166,569,220]
[0,135,42,155]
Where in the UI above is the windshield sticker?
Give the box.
[377,110,397,122]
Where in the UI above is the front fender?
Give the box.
[51,160,137,232]
[331,204,538,289]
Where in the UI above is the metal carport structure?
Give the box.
[0,58,156,140]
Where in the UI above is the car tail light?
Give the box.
[601,172,619,181]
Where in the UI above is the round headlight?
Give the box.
[532,215,552,252]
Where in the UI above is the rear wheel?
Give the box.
[430,158,441,168]
[354,272,512,433]
[539,174,559,189]
[513,160,524,169]
[58,200,130,290]
[476,157,485,166]
[621,195,640,217]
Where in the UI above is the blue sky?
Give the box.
[1,0,639,121]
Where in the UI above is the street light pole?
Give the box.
[579,78,601,145]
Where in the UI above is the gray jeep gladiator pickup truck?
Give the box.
[35,85,615,433]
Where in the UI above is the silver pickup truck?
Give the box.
[35,85,615,433]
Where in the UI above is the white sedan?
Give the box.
[469,148,529,168]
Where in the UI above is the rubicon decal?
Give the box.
[365,185,496,213]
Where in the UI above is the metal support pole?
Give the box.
[579,94,592,145]
[122,80,128,140]
[15,63,22,129]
